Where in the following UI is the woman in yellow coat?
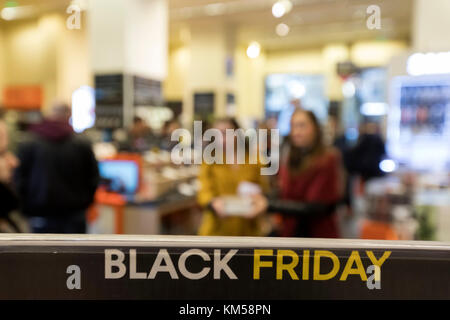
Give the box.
[197,118,269,237]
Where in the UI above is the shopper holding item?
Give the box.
[197,117,269,236]
[251,109,342,238]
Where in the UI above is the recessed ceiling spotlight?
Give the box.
[272,0,293,18]
[281,0,293,13]
[272,1,285,18]
[247,42,261,59]
[276,23,290,36]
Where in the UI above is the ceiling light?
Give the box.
[272,2,285,18]
[276,23,290,36]
[281,0,293,13]
[247,42,261,59]
[272,0,292,18]
[1,7,15,20]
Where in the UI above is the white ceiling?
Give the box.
[0,0,413,50]
[169,0,413,50]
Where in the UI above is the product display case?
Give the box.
[388,75,450,171]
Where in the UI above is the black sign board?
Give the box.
[94,74,124,129]
[194,93,215,120]
[133,76,163,106]
[0,235,449,300]
[95,74,124,106]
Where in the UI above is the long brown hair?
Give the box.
[287,109,325,172]
[214,117,240,130]
[212,116,248,158]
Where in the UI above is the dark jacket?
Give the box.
[0,183,18,218]
[14,120,99,217]
[0,182,20,232]
[344,133,386,181]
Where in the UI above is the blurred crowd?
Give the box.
[0,101,388,237]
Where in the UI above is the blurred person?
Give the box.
[258,116,279,156]
[278,98,303,137]
[129,116,153,152]
[14,103,99,234]
[327,115,352,211]
[344,121,386,182]
[265,115,278,131]
[258,118,281,191]
[251,109,342,238]
[130,116,151,137]
[197,117,269,236]
[325,115,346,149]
[112,128,130,152]
[159,119,181,151]
[0,113,21,232]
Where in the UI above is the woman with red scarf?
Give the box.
[253,108,342,238]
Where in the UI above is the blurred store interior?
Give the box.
[0,0,449,241]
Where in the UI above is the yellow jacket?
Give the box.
[197,162,268,236]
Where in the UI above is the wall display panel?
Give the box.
[388,75,450,171]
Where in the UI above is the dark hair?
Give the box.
[288,108,325,171]
[164,118,180,128]
[213,117,252,156]
[133,116,143,124]
[214,117,240,130]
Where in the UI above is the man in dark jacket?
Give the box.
[344,121,386,182]
[0,113,20,232]
[14,103,99,233]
